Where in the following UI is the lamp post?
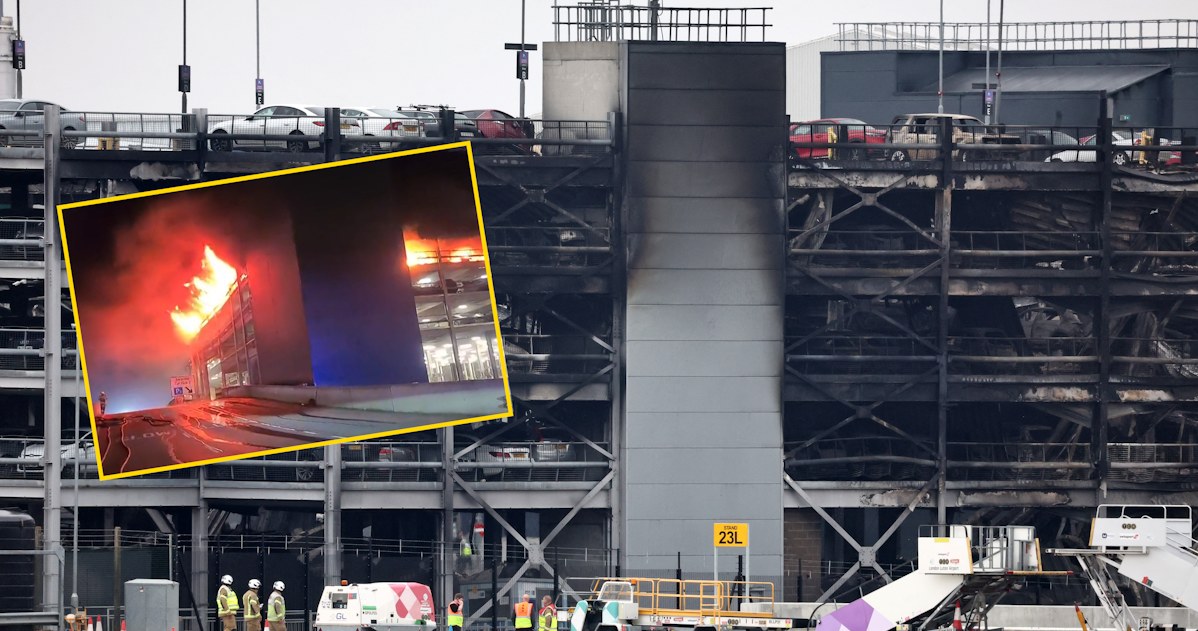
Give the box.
[70,351,79,614]
[180,0,189,114]
[937,0,944,114]
[505,1,537,120]
[254,0,263,107]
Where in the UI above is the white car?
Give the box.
[1046,131,1145,166]
[16,431,96,474]
[338,107,425,153]
[207,104,359,152]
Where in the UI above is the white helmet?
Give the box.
[249,579,261,589]
[221,575,233,586]
[273,581,285,592]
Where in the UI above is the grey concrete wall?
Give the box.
[621,41,787,588]
[543,42,621,120]
[820,49,1198,127]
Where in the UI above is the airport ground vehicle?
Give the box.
[1051,505,1198,631]
[569,577,792,631]
[886,113,1019,161]
[314,581,435,631]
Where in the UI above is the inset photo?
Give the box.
[58,143,511,479]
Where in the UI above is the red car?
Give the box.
[790,117,887,160]
[461,109,534,154]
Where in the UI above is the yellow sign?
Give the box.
[713,523,749,547]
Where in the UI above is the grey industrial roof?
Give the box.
[931,64,1169,94]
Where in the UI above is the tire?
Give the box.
[889,149,909,162]
[209,131,231,152]
[287,131,306,153]
[61,127,79,150]
[959,150,972,162]
[296,466,316,482]
[847,142,865,161]
[1113,151,1128,166]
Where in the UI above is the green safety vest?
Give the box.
[514,602,533,629]
[461,542,472,557]
[447,603,464,627]
[218,586,239,615]
[539,607,556,631]
[268,592,286,622]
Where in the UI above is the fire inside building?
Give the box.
[183,231,501,398]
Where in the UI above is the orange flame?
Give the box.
[170,245,239,343]
[404,230,485,267]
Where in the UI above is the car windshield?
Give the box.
[305,107,326,117]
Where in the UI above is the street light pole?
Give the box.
[70,354,79,613]
[519,0,526,119]
[937,0,944,114]
[181,0,187,113]
[14,0,20,99]
[984,0,991,124]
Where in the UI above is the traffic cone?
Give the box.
[121,621,126,631]
[96,617,103,631]
[952,601,963,631]
[87,617,94,631]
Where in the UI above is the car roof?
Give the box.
[902,113,981,120]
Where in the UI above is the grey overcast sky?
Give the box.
[16,0,1198,115]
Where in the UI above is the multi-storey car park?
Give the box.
[1,5,1198,631]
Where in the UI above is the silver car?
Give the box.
[0,99,87,149]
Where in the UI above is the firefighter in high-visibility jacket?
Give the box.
[243,579,262,631]
[217,575,240,631]
[513,594,534,630]
[267,582,286,631]
[538,596,556,631]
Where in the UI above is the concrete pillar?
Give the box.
[41,105,62,621]
[191,502,209,626]
[323,444,342,585]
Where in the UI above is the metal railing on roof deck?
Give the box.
[553,1,770,42]
[836,20,1198,51]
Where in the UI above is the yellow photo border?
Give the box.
[57,141,514,480]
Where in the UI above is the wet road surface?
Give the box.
[95,397,485,476]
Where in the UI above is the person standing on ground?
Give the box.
[538,595,557,631]
[267,581,286,631]
[243,579,262,631]
[447,593,464,631]
[216,574,239,631]
[514,594,533,631]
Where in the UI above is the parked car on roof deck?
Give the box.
[339,107,425,153]
[207,104,359,152]
[886,113,1019,161]
[789,118,886,160]
[461,109,534,154]
[0,99,87,149]
[395,108,479,139]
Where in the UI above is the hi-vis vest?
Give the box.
[460,541,472,557]
[218,585,239,615]
[539,606,556,631]
[244,591,260,619]
[447,602,464,627]
[268,592,286,622]
[514,602,533,629]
